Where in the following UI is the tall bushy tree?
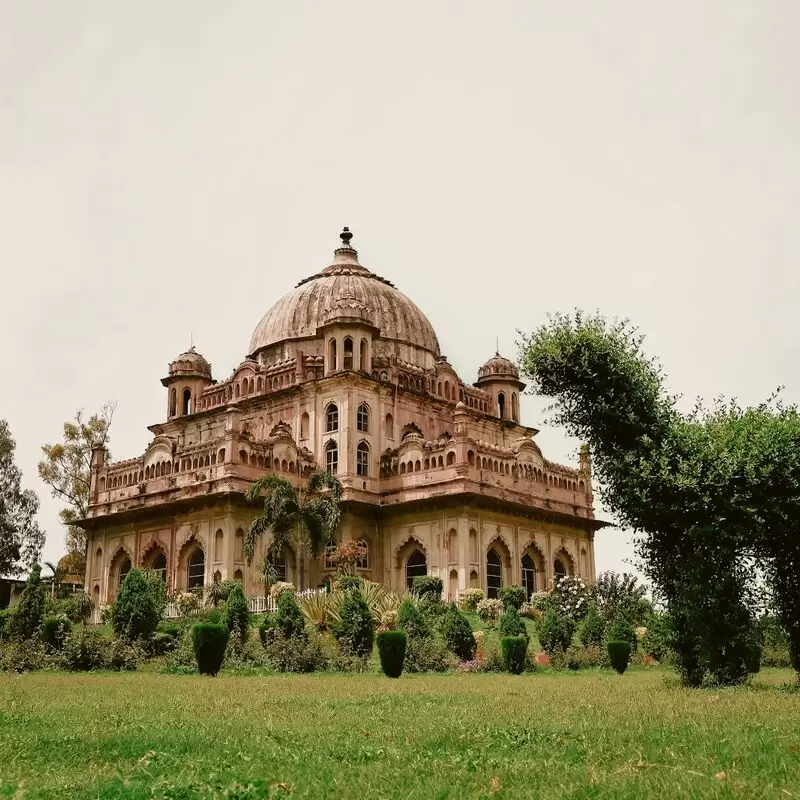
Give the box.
[518,312,761,686]
[111,568,160,641]
[38,404,114,573]
[0,420,45,576]
[7,564,46,641]
[593,572,650,626]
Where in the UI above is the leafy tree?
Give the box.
[518,312,762,685]
[593,572,651,626]
[244,470,343,587]
[111,568,160,642]
[38,404,114,573]
[7,564,47,641]
[0,420,45,576]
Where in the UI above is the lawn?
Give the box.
[1,668,799,799]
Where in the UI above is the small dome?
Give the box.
[477,353,519,380]
[168,346,212,379]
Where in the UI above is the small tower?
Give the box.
[475,352,526,422]
[161,346,213,420]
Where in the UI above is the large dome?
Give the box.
[248,230,441,357]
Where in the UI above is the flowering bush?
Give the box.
[529,591,554,616]
[458,588,484,612]
[327,541,367,575]
[269,581,296,601]
[550,576,590,621]
[519,602,537,619]
[476,598,503,627]
[177,592,200,618]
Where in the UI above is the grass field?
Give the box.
[1,667,799,799]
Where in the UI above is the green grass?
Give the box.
[1,669,799,798]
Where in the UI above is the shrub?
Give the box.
[762,647,792,668]
[163,630,198,672]
[403,635,456,673]
[606,612,637,657]
[108,639,143,671]
[225,584,250,643]
[157,621,182,640]
[60,628,109,671]
[537,609,575,654]
[745,640,762,674]
[501,636,527,674]
[0,609,10,641]
[334,575,364,593]
[222,636,272,671]
[192,623,229,676]
[458,588,484,612]
[498,606,528,640]
[273,591,307,640]
[412,576,443,602]
[111,568,160,642]
[564,644,605,670]
[269,581,296,600]
[476,598,503,627]
[439,604,476,661]
[498,585,527,610]
[551,575,590,621]
[41,617,72,651]
[641,612,671,662]
[607,640,631,674]
[397,599,430,640]
[148,632,177,656]
[333,590,374,658]
[519,602,537,620]
[141,568,169,616]
[579,604,605,649]
[197,608,224,626]
[377,630,407,677]
[418,596,447,625]
[262,630,329,673]
[62,592,95,624]
[7,564,46,641]
[379,609,398,630]
[0,639,50,672]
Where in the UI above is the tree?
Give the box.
[592,571,651,626]
[38,404,114,573]
[7,564,46,641]
[244,469,343,587]
[518,312,760,686]
[44,561,62,599]
[0,420,45,576]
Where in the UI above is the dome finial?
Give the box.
[340,226,353,246]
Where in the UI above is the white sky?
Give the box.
[1,1,798,580]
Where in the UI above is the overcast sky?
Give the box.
[1,1,798,580]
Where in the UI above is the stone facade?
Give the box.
[79,229,606,607]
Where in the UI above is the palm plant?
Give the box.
[244,469,343,587]
[257,556,279,600]
[44,561,62,599]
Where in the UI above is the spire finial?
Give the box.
[340,226,353,246]
[496,336,499,357]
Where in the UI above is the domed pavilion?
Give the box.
[80,229,606,606]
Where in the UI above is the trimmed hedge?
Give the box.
[41,617,72,651]
[412,576,443,602]
[607,640,631,674]
[377,630,407,677]
[498,606,528,640]
[439,604,476,661]
[498,585,527,611]
[192,623,229,676]
[501,635,528,674]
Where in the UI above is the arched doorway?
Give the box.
[486,548,502,598]
[151,552,167,583]
[405,549,427,590]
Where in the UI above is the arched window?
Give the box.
[300,411,310,439]
[498,392,506,419]
[234,569,243,583]
[151,552,167,583]
[406,549,427,590]
[326,403,339,432]
[467,450,475,467]
[328,339,337,373]
[324,539,337,570]
[182,388,192,416]
[357,403,369,432]
[187,548,205,590]
[270,549,287,583]
[554,557,568,579]
[486,549,502,598]
[446,452,455,466]
[217,448,225,463]
[359,339,368,371]
[118,557,131,589]
[343,338,354,370]
[94,547,103,577]
[385,413,394,439]
[356,442,369,477]
[521,554,536,598]
[448,529,458,562]
[325,440,338,475]
[169,388,177,418]
[356,539,369,569]
[512,393,519,422]
[214,529,224,561]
